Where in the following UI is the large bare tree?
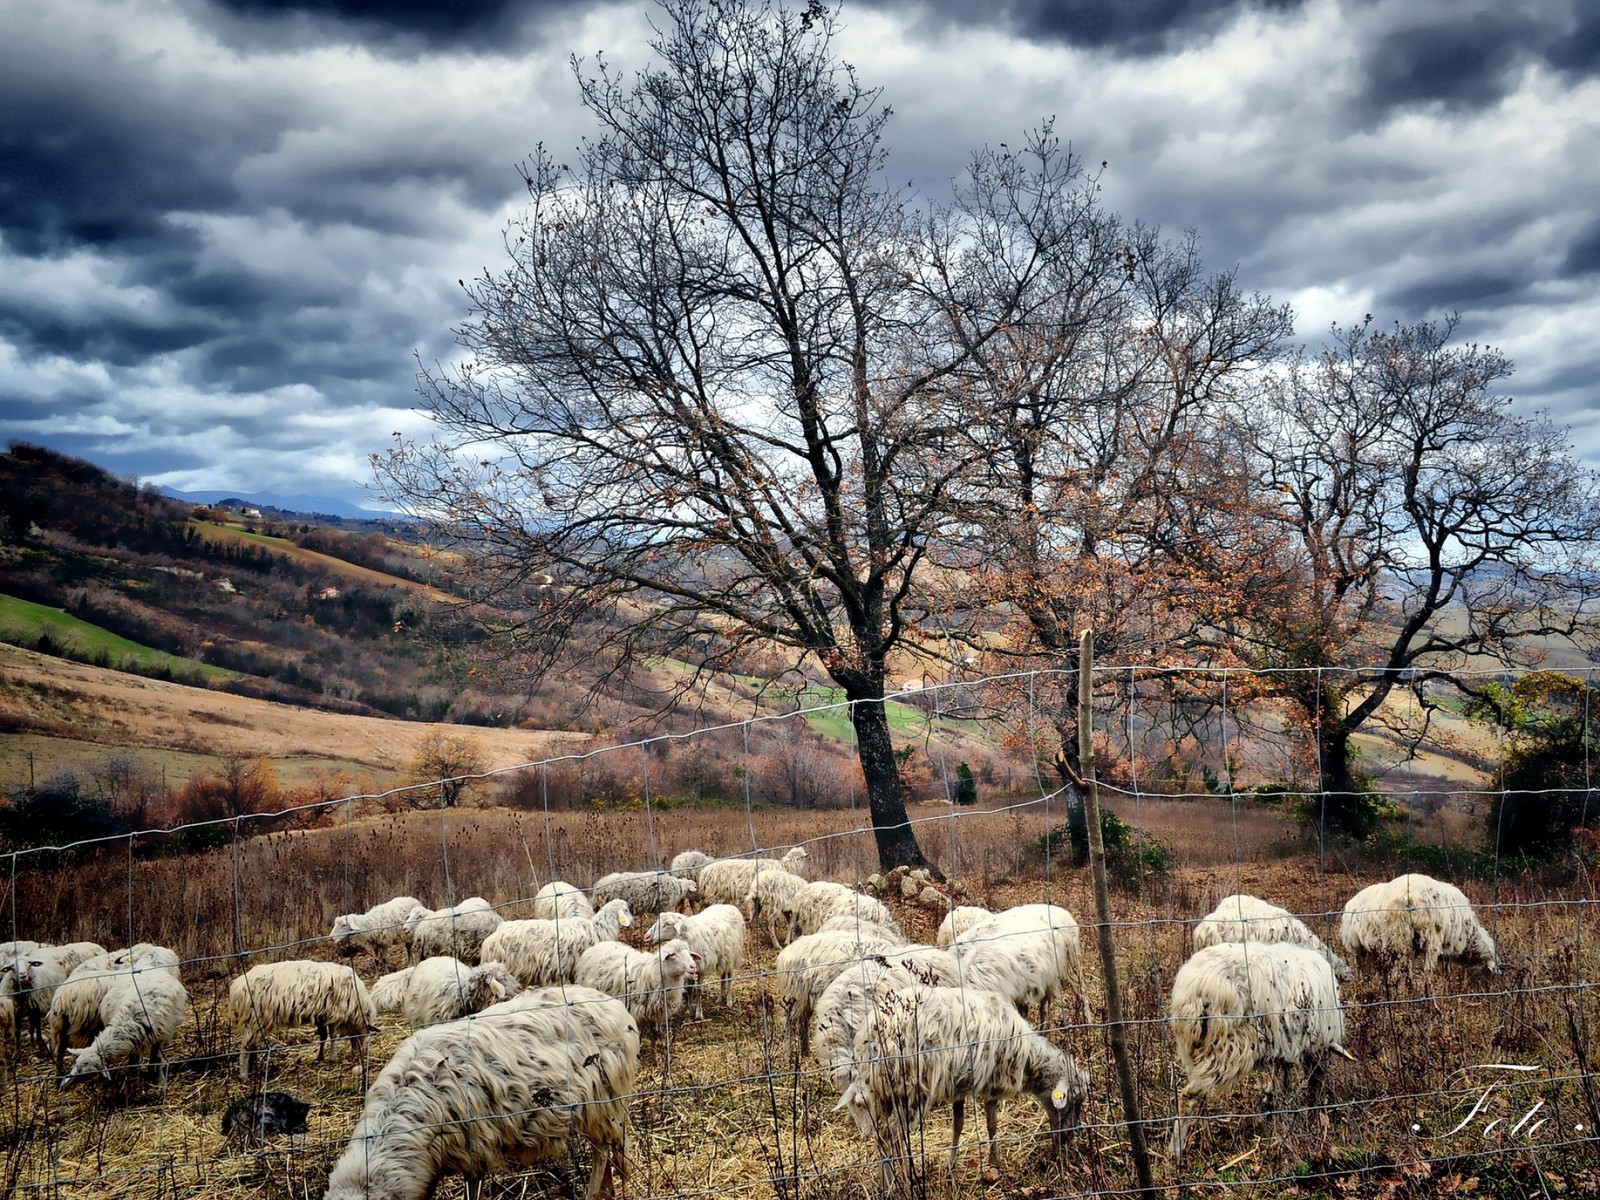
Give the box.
[376,0,1109,870]
[945,224,1294,772]
[1228,316,1600,836]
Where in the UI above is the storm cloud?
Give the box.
[1,0,1597,503]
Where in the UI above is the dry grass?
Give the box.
[2,800,1596,1200]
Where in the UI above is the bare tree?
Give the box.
[377,0,1114,870]
[947,224,1294,774]
[1228,316,1600,836]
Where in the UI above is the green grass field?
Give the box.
[0,593,233,683]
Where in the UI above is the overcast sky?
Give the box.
[2,0,1597,508]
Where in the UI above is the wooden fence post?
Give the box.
[1078,628,1156,1194]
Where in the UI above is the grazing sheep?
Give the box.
[1339,874,1498,974]
[328,896,422,965]
[369,968,413,1015]
[530,881,595,922]
[1194,894,1353,983]
[399,958,521,1029]
[44,945,181,1073]
[10,941,107,1050]
[669,850,713,882]
[836,985,1090,1186]
[228,961,376,1079]
[60,970,190,1088]
[935,905,993,948]
[694,848,809,911]
[744,868,808,948]
[791,882,902,941]
[811,957,921,1088]
[953,903,1093,1027]
[574,938,700,1036]
[816,913,908,943]
[479,899,633,988]
[774,928,905,1054]
[591,870,698,917]
[1168,941,1351,1162]
[323,988,638,1200]
[644,904,746,1019]
[403,897,503,964]
[222,1091,311,1146]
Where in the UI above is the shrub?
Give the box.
[1032,800,1175,896]
[953,761,978,806]
[0,770,130,863]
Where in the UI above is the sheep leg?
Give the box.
[948,1099,965,1176]
[315,1020,329,1062]
[985,1098,1004,1171]
[720,970,733,1008]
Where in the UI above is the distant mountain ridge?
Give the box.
[157,486,405,521]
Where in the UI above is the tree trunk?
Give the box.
[1315,717,1374,839]
[848,696,933,873]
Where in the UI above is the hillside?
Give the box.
[0,641,585,794]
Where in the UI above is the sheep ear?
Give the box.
[490,978,506,999]
[619,912,633,927]
[834,1081,868,1112]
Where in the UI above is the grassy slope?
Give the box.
[189,520,460,603]
[0,593,233,683]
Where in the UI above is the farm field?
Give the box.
[2,801,1595,1200]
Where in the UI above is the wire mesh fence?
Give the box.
[1,664,1597,1198]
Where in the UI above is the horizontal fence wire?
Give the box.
[0,662,1596,1198]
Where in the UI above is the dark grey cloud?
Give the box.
[1358,12,1536,114]
[863,0,1308,55]
[1563,219,1600,278]
[201,0,555,50]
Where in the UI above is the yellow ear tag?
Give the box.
[621,913,633,926]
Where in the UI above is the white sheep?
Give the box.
[399,957,521,1029]
[694,847,809,911]
[328,895,422,965]
[1168,941,1351,1162]
[403,897,503,964]
[574,938,700,1036]
[369,968,413,1016]
[773,927,906,1054]
[530,881,595,922]
[591,870,698,917]
[953,903,1093,1027]
[6,941,106,1051]
[60,970,190,1088]
[816,913,907,943]
[744,867,808,948]
[643,904,746,1019]
[935,905,993,947]
[1194,894,1353,983]
[479,899,633,988]
[44,945,181,1073]
[836,984,1090,1186]
[669,849,713,881]
[810,957,919,1088]
[228,960,377,1079]
[323,987,638,1200]
[1339,873,1498,974]
[790,881,901,941]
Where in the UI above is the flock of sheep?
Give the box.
[0,853,1500,1198]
